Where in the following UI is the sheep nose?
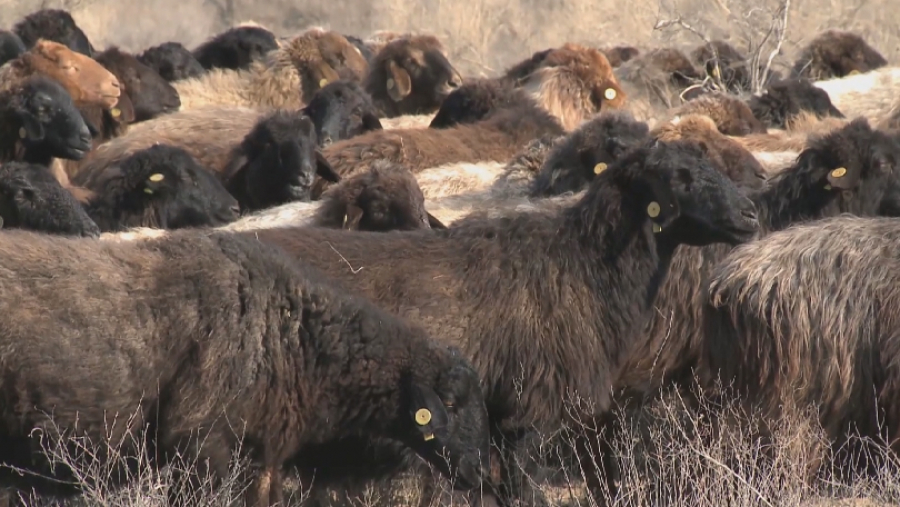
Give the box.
[741,208,758,222]
[230,205,241,217]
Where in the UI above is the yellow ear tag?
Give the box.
[18,127,26,139]
[652,223,662,233]
[144,188,154,195]
[824,184,832,190]
[424,433,435,441]
[319,78,328,88]
[604,88,617,100]
[831,167,847,178]
[148,173,165,182]
[415,408,432,426]
[386,78,395,90]
[647,201,660,218]
[111,108,121,118]
[711,67,720,78]
[593,162,607,175]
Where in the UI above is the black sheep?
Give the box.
[0,30,26,66]
[0,228,490,506]
[529,109,651,197]
[192,25,279,71]
[791,29,888,80]
[748,77,845,129]
[245,138,760,506]
[222,111,341,210]
[0,75,92,165]
[137,41,206,82]
[11,8,94,56]
[302,80,383,147]
[72,144,240,231]
[94,47,181,122]
[0,161,99,237]
[428,78,531,129]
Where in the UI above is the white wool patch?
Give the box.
[415,161,507,199]
[814,67,900,123]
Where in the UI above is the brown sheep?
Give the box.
[0,228,490,506]
[242,139,760,507]
[668,92,767,136]
[601,45,641,67]
[702,216,900,483]
[616,47,704,123]
[174,28,368,110]
[689,39,780,92]
[364,34,463,117]
[311,97,565,198]
[94,46,181,122]
[514,43,628,130]
[791,30,888,81]
[0,39,120,108]
[652,114,768,189]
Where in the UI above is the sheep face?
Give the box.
[230,112,341,210]
[89,145,240,231]
[137,42,206,82]
[792,30,888,80]
[428,79,522,129]
[0,30,26,66]
[13,76,93,161]
[399,362,490,491]
[27,40,121,108]
[13,9,94,57]
[0,162,99,237]
[780,119,900,219]
[193,25,279,71]
[633,140,759,246]
[96,48,181,122]
[302,80,382,147]
[321,162,446,231]
[748,78,844,129]
[367,36,463,117]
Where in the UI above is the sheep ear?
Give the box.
[639,172,680,231]
[315,151,341,183]
[386,60,412,102]
[362,111,384,131]
[314,63,341,90]
[408,383,450,441]
[426,212,447,229]
[825,165,860,190]
[111,93,136,123]
[342,204,364,230]
[15,112,44,141]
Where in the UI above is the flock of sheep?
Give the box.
[0,5,898,507]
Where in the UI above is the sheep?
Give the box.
[668,92,767,136]
[220,161,445,232]
[748,77,845,129]
[651,114,768,189]
[11,8,94,57]
[428,78,531,129]
[812,66,900,124]
[0,30,26,66]
[701,216,900,481]
[71,144,240,231]
[791,29,887,81]
[312,96,564,198]
[364,34,463,117]
[601,45,640,67]
[529,110,650,197]
[137,41,206,82]
[242,138,760,506]
[0,39,121,109]
[514,43,628,130]
[0,161,99,237]
[302,80,383,146]
[0,75,93,165]
[689,40,778,93]
[174,28,368,111]
[192,24,280,71]
[602,116,900,498]
[615,47,704,125]
[345,34,376,64]
[95,46,181,122]
[0,227,490,506]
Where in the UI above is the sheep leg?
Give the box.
[573,419,618,507]
[244,466,282,507]
[490,431,551,507]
